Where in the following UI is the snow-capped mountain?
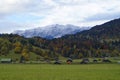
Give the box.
[13,24,90,39]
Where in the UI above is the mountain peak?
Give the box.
[13,24,90,39]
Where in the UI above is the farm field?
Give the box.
[0,64,120,80]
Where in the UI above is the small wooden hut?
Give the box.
[66,58,73,64]
[0,58,12,63]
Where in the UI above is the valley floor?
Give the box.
[0,64,120,80]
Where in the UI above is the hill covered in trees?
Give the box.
[0,34,58,61]
[46,18,120,58]
[0,18,120,61]
[79,18,120,39]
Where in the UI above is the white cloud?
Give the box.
[0,0,120,33]
[36,0,120,26]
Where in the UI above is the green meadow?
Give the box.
[0,64,120,80]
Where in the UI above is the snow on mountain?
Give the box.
[13,24,90,39]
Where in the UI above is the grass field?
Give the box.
[0,64,120,80]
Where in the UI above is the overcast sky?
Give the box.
[0,0,120,33]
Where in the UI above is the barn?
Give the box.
[66,58,73,64]
[0,58,12,63]
[80,58,89,64]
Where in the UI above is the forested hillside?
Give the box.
[0,34,58,61]
[0,18,120,60]
[45,18,120,58]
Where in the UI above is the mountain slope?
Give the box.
[46,18,120,58]
[0,34,59,60]
[13,24,90,39]
[0,18,120,59]
[78,18,120,39]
